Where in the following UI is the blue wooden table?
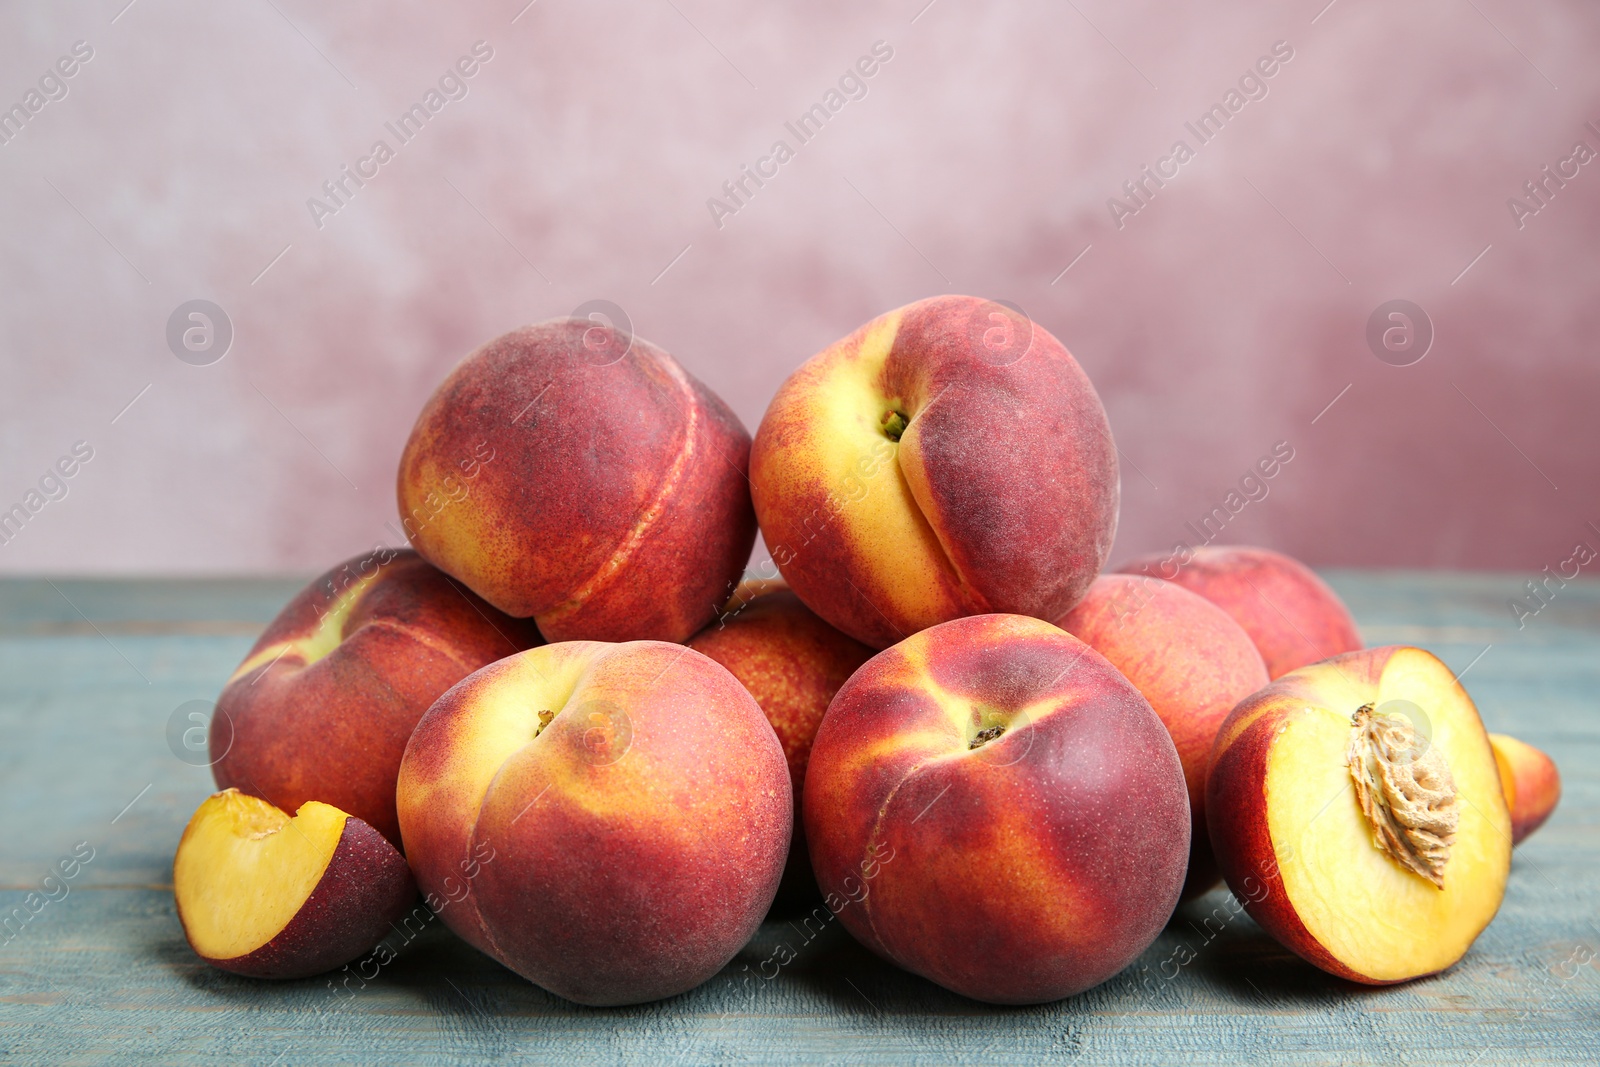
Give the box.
[0,572,1595,1065]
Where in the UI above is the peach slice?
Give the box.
[1206,646,1510,983]
[174,790,416,979]
[1490,734,1561,844]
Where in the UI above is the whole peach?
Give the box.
[804,613,1188,1003]
[396,640,790,1006]
[751,296,1119,648]
[212,548,539,845]
[398,318,756,643]
[1490,733,1561,844]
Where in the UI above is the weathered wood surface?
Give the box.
[0,572,1595,1065]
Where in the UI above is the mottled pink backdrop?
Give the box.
[1,0,1595,576]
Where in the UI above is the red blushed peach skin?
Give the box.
[396,640,790,1006]
[212,549,540,845]
[397,319,756,644]
[751,295,1119,649]
[1206,646,1510,984]
[174,790,416,980]
[1117,545,1362,679]
[1490,734,1561,844]
[803,614,1189,1004]
[687,579,874,906]
[1059,574,1269,899]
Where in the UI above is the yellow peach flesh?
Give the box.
[1264,648,1509,981]
[1493,742,1518,809]
[173,791,346,961]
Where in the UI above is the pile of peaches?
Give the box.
[172,296,1560,1007]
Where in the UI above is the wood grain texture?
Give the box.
[0,572,1595,1065]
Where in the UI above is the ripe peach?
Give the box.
[803,614,1188,1003]
[174,790,416,979]
[397,319,756,643]
[395,640,790,1006]
[1490,734,1561,844]
[1206,646,1510,983]
[1117,544,1361,678]
[212,549,539,845]
[687,579,874,906]
[1058,573,1269,898]
[751,295,1119,648]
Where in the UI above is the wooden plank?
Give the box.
[0,573,1595,1065]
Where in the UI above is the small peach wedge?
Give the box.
[174,790,416,979]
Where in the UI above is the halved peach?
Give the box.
[1490,734,1561,844]
[174,790,416,979]
[1206,646,1510,984]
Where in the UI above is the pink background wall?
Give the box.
[1,0,1596,577]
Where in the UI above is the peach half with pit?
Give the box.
[1206,646,1511,983]
[173,789,416,979]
